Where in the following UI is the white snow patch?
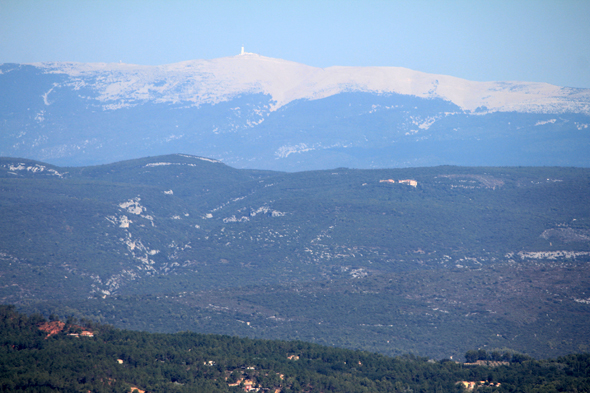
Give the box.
[165,134,184,142]
[42,85,57,105]
[535,119,557,126]
[35,110,45,122]
[410,115,438,130]
[275,143,315,158]
[274,141,351,159]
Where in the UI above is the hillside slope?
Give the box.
[1,155,589,359]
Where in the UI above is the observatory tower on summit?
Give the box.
[239,46,255,55]
[238,46,259,56]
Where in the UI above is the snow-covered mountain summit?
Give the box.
[2,56,590,170]
[34,54,590,115]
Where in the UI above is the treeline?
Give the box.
[464,349,532,364]
[1,305,590,392]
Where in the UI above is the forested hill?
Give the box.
[2,306,590,393]
[1,154,590,360]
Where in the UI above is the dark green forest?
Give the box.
[2,306,590,393]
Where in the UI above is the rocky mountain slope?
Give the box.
[1,55,589,169]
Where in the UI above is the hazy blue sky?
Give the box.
[1,0,589,88]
